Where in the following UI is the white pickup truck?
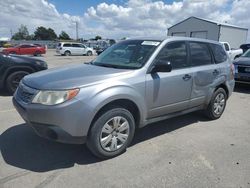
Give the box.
[220,42,243,61]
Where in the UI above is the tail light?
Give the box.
[230,63,235,80]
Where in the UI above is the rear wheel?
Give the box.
[205,88,227,120]
[34,51,41,56]
[6,71,29,94]
[87,107,135,159]
[64,51,71,56]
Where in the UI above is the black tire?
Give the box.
[86,51,93,56]
[87,107,135,159]
[205,88,227,120]
[34,51,41,56]
[64,51,71,56]
[6,71,29,94]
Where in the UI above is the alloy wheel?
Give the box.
[213,93,225,115]
[100,116,130,152]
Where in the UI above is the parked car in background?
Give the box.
[2,44,46,56]
[234,49,250,83]
[220,42,243,61]
[13,37,234,159]
[240,43,250,53]
[84,39,116,55]
[56,42,95,56]
[0,54,47,94]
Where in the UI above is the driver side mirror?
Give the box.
[151,60,172,73]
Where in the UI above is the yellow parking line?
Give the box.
[0,109,16,113]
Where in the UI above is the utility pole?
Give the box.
[10,29,13,39]
[75,21,79,40]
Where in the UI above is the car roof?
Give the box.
[61,42,82,44]
[127,36,222,45]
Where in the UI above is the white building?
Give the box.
[168,17,248,49]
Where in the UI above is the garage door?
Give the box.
[172,32,186,37]
[191,31,208,39]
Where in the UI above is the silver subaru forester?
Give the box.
[13,37,235,159]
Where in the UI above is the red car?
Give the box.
[2,44,46,56]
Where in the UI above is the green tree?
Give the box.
[12,25,30,40]
[95,35,102,40]
[34,27,57,40]
[59,31,71,40]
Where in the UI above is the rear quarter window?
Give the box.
[209,44,227,63]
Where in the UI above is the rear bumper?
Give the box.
[13,93,93,144]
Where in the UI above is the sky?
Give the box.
[0,0,250,40]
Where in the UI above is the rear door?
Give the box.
[72,43,82,55]
[187,41,220,107]
[146,41,193,118]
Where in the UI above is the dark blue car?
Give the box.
[234,49,250,83]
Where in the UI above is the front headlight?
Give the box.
[35,61,48,68]
[32,89,79,105]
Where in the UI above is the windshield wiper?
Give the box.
[92,63,121,69]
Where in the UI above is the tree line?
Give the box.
[11,25,71,40]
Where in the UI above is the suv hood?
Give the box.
[22,64,132,90]
[233,57,250,66]
[8,54,44,64]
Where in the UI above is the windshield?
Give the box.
[242,49,250,57]
[92,40,161,69]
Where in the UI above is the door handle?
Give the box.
[183,74,192,81]
[213,69,219,75]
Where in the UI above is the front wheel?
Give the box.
[87,107,135,159]
[6,71,29,94]
[205,88,227,120]
[86,51,93,56]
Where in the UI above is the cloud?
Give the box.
[1,0,250,41]
[85,0,250,40]
[0,0,81,39]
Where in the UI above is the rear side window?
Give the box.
[63,43,72,47]
[189,42,212,67]
[209,44,227,63]
[155,41,188,70]
[223,43,230,51]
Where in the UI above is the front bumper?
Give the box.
[235,73,250,83]
[13,90,94,144]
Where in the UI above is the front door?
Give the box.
[146,41,193,118]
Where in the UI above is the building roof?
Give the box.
[168,16,248,30]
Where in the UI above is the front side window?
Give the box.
[72,43,82,48]
[154,41,188,70]
[209,43,227,63]
[20,45,32,48]
[189,42,212,67]
[92,40,160,69]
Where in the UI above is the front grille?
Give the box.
[17,83,38,103]
[238,66,250,73]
